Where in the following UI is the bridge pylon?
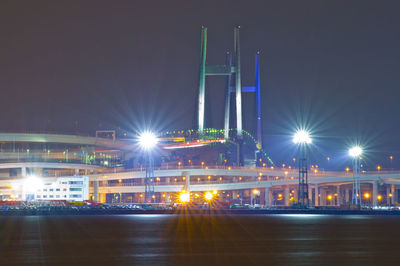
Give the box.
[198,26,243,139]
[197,27,263,165]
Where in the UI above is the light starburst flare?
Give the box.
[138,132,158,150]
[293,130,312,144]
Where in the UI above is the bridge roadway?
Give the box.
[1,166,399,205]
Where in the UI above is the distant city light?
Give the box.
[293,130,312,144]
[349,146,362,158]
[138,131,158,150]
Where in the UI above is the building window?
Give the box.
[43,189,47,192]
[56,188,60,191]
[69,181,83,185]
[70,194,82,198]
[37,195,41,198]
[70,188,82,191]
[63,188,67,191]
[49,189,54,192]
[49,195,54,198]
[56,195,60,198]
[43,195,47,198]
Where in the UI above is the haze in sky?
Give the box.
[1,1,400,167]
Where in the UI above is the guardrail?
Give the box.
[97,164,400,177]
[4,162,398,180]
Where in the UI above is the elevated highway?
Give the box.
[0,162,101,170]
[85,167,400,206]
[0,133,134,150]
[2,166,400,206]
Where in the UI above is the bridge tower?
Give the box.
[197,27,263,163]
[198,26,243,139]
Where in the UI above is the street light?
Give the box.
[205,192,213,201]
[349,146,362,206]
[349,146,362,158]
[139,132,158,150]
[22,175,42,192]
[293,130,312,144]
[19,175,43,201]
[138,131,158,203]
[179,191,190,203]
[293,130,311,208]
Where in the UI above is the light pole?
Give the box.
[349,146,362,206]
[293,130,312,208]
[139,132,158,204]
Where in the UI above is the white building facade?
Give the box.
[34,176,89,201]
[11,176,90,202]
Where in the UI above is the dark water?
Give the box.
[0,214,399,266]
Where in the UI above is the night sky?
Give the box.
[1,1,400,168]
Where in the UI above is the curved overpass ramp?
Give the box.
[0,133,134,150]
[0,162,102,170]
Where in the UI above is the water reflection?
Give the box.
[276,214,327,218]
[0,214,399,265]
